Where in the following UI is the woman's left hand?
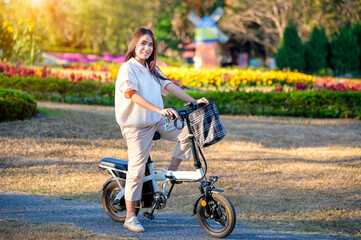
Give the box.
[196,97,209,105]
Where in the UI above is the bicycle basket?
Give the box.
[188,103,226,148]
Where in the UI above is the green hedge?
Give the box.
[0,88,38,121]
[164,91,361,119]
[1,75,360,119]
[0,75,114,105]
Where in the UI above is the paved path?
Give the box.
[0,192,351,240]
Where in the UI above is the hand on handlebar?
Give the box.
[160,108,180,119]
[196,97,209,107]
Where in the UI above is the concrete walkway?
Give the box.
[0,192,352,240]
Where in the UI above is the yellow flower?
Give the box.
[2,21,11,28]
[110,67,119,79]
[17,19,24,26]
[159,66,314,89]
[7,26,14,33]
[35,69,42,78]
[28,23,35,32]
[27,18,34,23]
[229,80,235,87]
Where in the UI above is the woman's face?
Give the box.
[134,34,153,64]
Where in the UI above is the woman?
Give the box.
[115,28,208,232]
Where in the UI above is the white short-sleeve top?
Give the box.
[115,57,172,128]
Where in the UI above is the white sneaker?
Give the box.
[123,216,145,232]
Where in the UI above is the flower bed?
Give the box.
[46,52,126,64]
[2,60,360,93]
[160,67,361,92]
[1,60,361,118]
[315,76,361,92]
[160,67,316,89]
[0,61,111,82]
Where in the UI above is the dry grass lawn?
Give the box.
[0,217,131,240]
[1,102,360,237]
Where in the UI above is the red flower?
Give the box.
[274,86,283,92]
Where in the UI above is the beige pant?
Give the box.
[121,117,191,201]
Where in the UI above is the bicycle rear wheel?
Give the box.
[196,194,236,238]
[102,179,139,222]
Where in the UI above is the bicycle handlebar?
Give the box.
[162,102,207,130]
[174,102,206,119]
[161,102,195,119]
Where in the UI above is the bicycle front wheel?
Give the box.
[196,194,236,238]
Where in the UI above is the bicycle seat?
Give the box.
[100,157,128,171]
[153,132,161,140]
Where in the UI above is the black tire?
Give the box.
[196,194,236,238]
[102,179,139,223]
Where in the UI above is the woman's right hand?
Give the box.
[159,108,180,119]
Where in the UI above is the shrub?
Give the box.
[0,75,113,105]
[0,88,38,121]
[275,21,306,72]
[1,75,360,119]
[352,22,361,74]
[330,26,360,75]
[305,26,329,74]
[164,91,361,119]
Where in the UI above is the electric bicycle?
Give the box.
[97,102,236,238]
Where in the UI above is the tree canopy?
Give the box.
[219,0,361,56]
[1,0,360,56]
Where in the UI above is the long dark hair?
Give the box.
[125,28,167,81]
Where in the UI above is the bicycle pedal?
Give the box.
[143,211,155,220]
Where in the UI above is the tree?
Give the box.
[0,19,15,60]
[219,0,361,57]
[275,21,305,71]
[11,18,48,64]
[304,0,361,37]
[220,0,302,56]
[352,22,361,73]
[330,26,360,75]
[1,0,155,54]
[305,26,329,73]
[61,0,154,54]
